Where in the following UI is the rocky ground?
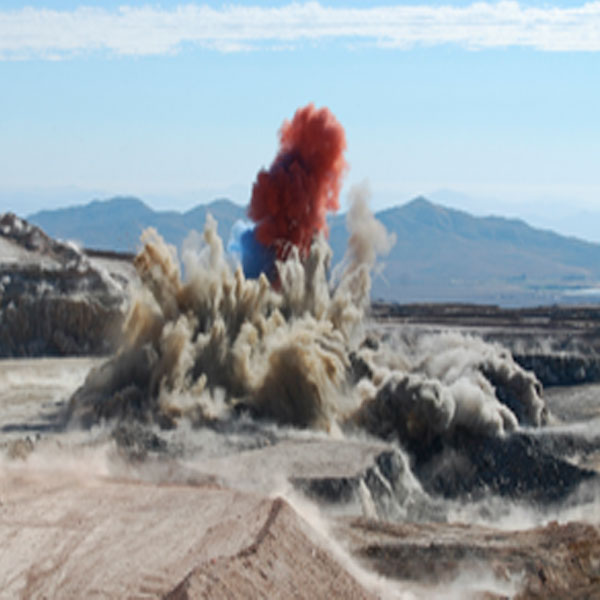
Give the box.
[1,463,376,599]
[1,357,600,599]
[336,517,600,599]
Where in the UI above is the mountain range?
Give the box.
[28,196,600,306]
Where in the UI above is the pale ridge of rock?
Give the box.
[165,497,375,600]
[0,213,134,357]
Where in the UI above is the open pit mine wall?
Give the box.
[374,302,600,387]
[0,265,124,357]
[0,213,128,358]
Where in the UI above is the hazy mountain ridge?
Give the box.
[363,198,600,303]
[28,196,600,305]
[29,196,246,253]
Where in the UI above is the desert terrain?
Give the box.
[2,212,600,599]
[2,318,600,598]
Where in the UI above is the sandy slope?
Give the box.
[0,357,377,598]
[0,465,373,599]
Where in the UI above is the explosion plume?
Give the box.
[233,104,347,280]
[66,104,566,506]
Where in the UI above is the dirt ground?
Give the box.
[2,353,600,599]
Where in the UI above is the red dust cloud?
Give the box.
[248,103,348,260]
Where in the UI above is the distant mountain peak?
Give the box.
[90,196,148,208]
[26,194,600,305]
[184,197,245,216]
[397,195,455,230]
[86,196,153,215]
[28,196,247,253]
[405,195,434,208]
[401,196,446,215]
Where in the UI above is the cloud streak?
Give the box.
[1,1,600,59]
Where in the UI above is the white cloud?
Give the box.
[1,1,600,59]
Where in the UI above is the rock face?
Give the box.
[0,213,133,357]
[412,429,597,504]
[514,352,600,386]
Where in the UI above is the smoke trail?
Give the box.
[332,183,397,308]
[233,104,347,280]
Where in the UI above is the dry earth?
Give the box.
[1,466,374,599]
[2,356,600,599]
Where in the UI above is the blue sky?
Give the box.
[1,1,599,240]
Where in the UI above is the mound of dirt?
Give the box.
[0,465,372,598]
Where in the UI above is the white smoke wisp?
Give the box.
[415,332,546,427]
[332,183,397,310]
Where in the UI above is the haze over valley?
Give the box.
[27,194,600,306]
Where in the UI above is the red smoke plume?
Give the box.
[248,104,347,260]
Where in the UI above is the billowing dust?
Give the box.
[67,104,545,460]
[67,183,545,450]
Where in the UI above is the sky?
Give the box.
[1,1,599,240]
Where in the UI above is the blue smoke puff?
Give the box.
[228,220,276,281]
[227,220,252,256]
